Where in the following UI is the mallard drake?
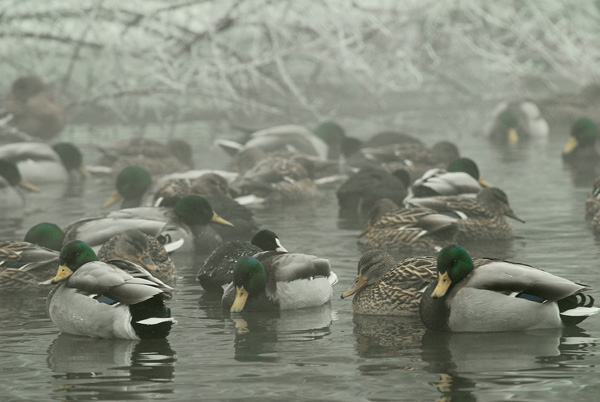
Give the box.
[0,75,66,140]
[103,166,152,209]
[94,138,194,176]
[47,240,175,339]
[216,124,330,160]
[0,159,39,216]
[336,167,408,221]
[97,229,176,284]
[221,251,338,312]
[405,158,491,200]
[230,155,319,204]
[585,178,600,220]
[197,229,287,294]
[0,241,59,290]
[358,198,457,253]
[341,249,436,315]
[23,222,65,251]
[420,245,600,332]
[0,142,90,184]
[406,187,525,241]
[562,118,600,167]
[64,195,233,254]
[485,101,549,145]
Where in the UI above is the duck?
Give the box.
[535,83,600,124]
[23,222,65,251]
[585,178,600,220]
[0,142,90,184]
[96,229,176,284]
[562,118,600,167]
[94,138,194,176]
[419,244,600,332]
[405,187,525,241]
[0,159,39,216]
[197,229,287,294]
[336,167,408,221]
[358,198,457,253]
[221,251,338,312]
[47,240,175,339]
[341,249,436,315]
[230,154,319,204]
[64,195,233,254]
[0,241,60,291]
[405,157,491,201]
[0,75,66,140]
[103,166,152,209]
[152,172,231,207]
[485,101,549,145]
[216,124,331,160]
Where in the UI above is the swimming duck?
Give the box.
[358,199,457,253]
[0,241,60,290]
[0,75,66,140]
[585,178,600,220]
[152,172,231,207]
[0,142,90,184]
[406,187,525,241]
[197,229,287,294]
[221,252,338,312]
[103,166,152,209]
[230,155,319,204]
[405,157,491,201]
[23,222,65,251]
[336,167,408,221]
[97,229,176,284]
[64,195,233,254]
[0,159,39,216]
[47,240,175,339]
[94,138,194,176]
[341,249,436,316]
[536,83,600,124]
[562,118,600,167]
[420,244,599,332]
[485,101,549,145]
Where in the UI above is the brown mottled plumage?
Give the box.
[585,178,600,221]
[341,249,436,315]
[152,173,231,207]
[358,199,457,253]
[97,229,175,284]
[0,241,59,290]
[406,187,524,241]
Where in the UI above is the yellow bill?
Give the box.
[19,179,40,192]
[230,285,249,312]
[563,137,578,154]
[51,265,73,284]
[212,211,234,227]
[431,272,451,299]
[102,190,122,208]
[508,128,519,145]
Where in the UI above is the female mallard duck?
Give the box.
[65,195,233,254]
[197,229,287,294]
[562,118,600,167]
[341,249,436,315]
[47,240,175,339]
[0,241,60,290]
[358,198,457,253]
[485,101,549,145]
[585,178,600,220]
[0,142,90,184]
[97,229,176,284]
[405,158,491,200]
[152,172,231,207]
[406,187,525,241]
[0,159,39,216]
[221,252,338,312]
[420,244,599,332]
[95,138,194,176]
[1,75,66,140]
[536,83,600,124]
[103,166,152,209]
[230,155,319,204]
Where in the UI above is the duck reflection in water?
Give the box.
[231,305,333,363]
[47,333,176,399]
[420,328,597,401]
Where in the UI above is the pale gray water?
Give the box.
[2,106,600,402]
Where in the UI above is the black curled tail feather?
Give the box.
[130,294,173,339]
[558,293,597,327]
